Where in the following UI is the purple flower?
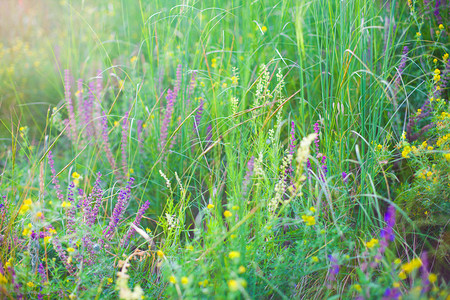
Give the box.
[342,171,349,183]
[104,177,135,239]
[121,112,129,178]
[66,182,77,236]
[194,98,204,132]
[159,89,175,152]
[52,236,76,275]
[101,112,118,176]
[88,172,103,226]
[380,205,396,242]
[383,288,401,300]
[242,156,255,197]
[394,46,409,97]
[123,200,150,246]
[48,151,64,202]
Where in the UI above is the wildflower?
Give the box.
[229,251,241,259]
[309,207,316,213]
[0,273,7,284]
[130,56,137,63]
[434,74,441,83]
[232,206,239,211]
[443,53,449,61]
[67,247,75,253]
[228,279,238,291]
[416,32,421,37]
[224,210,232,218]
[72,172,80,179]
[181,277,189,285]
[444,153,450,162]
[433,58,438,64]
[353,284,362,292]
[114,121,119,127]
[231,76,238,85]
[211,58,217,68]
[207,204,214,209]
[222,82,228,88]
[169,276,176,284]
[157,250,164,258]
[429,273,437,283]
[402,145,412,158]
[401,258,422,274]
[198,279,208,287]
[377,144,383,150]
[394,258,401,265]
[107,278,113,284]
[22,227,32,237]
[439,24,444,30]
[399,271,407,280]
[365,238,379,248]
[393,282,400,288]
[19,198,32,214]
[27,281,35,288]
[61,201,71,208]
[230,234,237,239]
[301,215,316,226]
[261,25,267,33]
[238,266,246,274]
[311,256,319,263]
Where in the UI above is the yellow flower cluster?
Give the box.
[228,278,247,292]
[365,238,379,248]
[399,258,422,279]
[61,201,72,208]
[229,251,241,259]
[402,145,412,158]
[19,198,33,214]
[436,134,450,147]
[301,215,316,226]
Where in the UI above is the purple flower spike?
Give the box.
[123,200,150,246]
[342,171,349,183]
[194,98,204,132]
[121,112,129,178]
[48,151,64,202]
[242,156,255,197]
[159,89,175,152]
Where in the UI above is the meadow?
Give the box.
[0,0,449,299]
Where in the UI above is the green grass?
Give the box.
[0,0,449,299]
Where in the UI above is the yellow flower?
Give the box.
[353,284,362,292]
[207,204,214,209]
[228,279,239,291]
[230,234,237,239]
[365,238,379,248]
[130,56,137,63]
[434,74,441,83]
[67,247,75,253]
[228,251,241,259]
[261,25,267,33]
[433,58,438,64]
[19,198,33,214]
[181,276,189,285]
[443,53,449,61]
[36,211,43,218]
[222,82,228,89]
[401,258,422,274]
[428,146,433,151]
[224,210,232,218]
[107,278,113,284]
[62,201,72,208]
[114,121,119,127]
[439,24,444,30]
[311,256,319,263]
[169,275,177,284]
[232,206,239,211]
[434,69,441,75]
[399,271,407,280]
[27,281,35,288]
[73,179,79,186]
[393,282,400,288]
[0,273,7,284]
[48,228,57,235]
[394,258,401,265]
[156,250,164,258]
[402,145,412,158]
[416,32,421,37]
[377,144,383,150]
[301,215,316,226]
[211,58,217,68]
[72,172,80,179]
[186,245,194,251]
[429,273,437,283]
[238,266,246,274]
[309,207,316,213]
[231,76,238,85]
[444,153,450,162]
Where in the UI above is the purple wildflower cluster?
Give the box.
[122,200,150,246]
[307,121,328,182]
[121,112,130,178]
[394,46,409,97]
[66,182,76,237]
[242,156,255,197]
[104,177,135,239]
[159,89,175,152]
[61,69,104,147]
[52,236,76,275]
[48,150,64,202]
